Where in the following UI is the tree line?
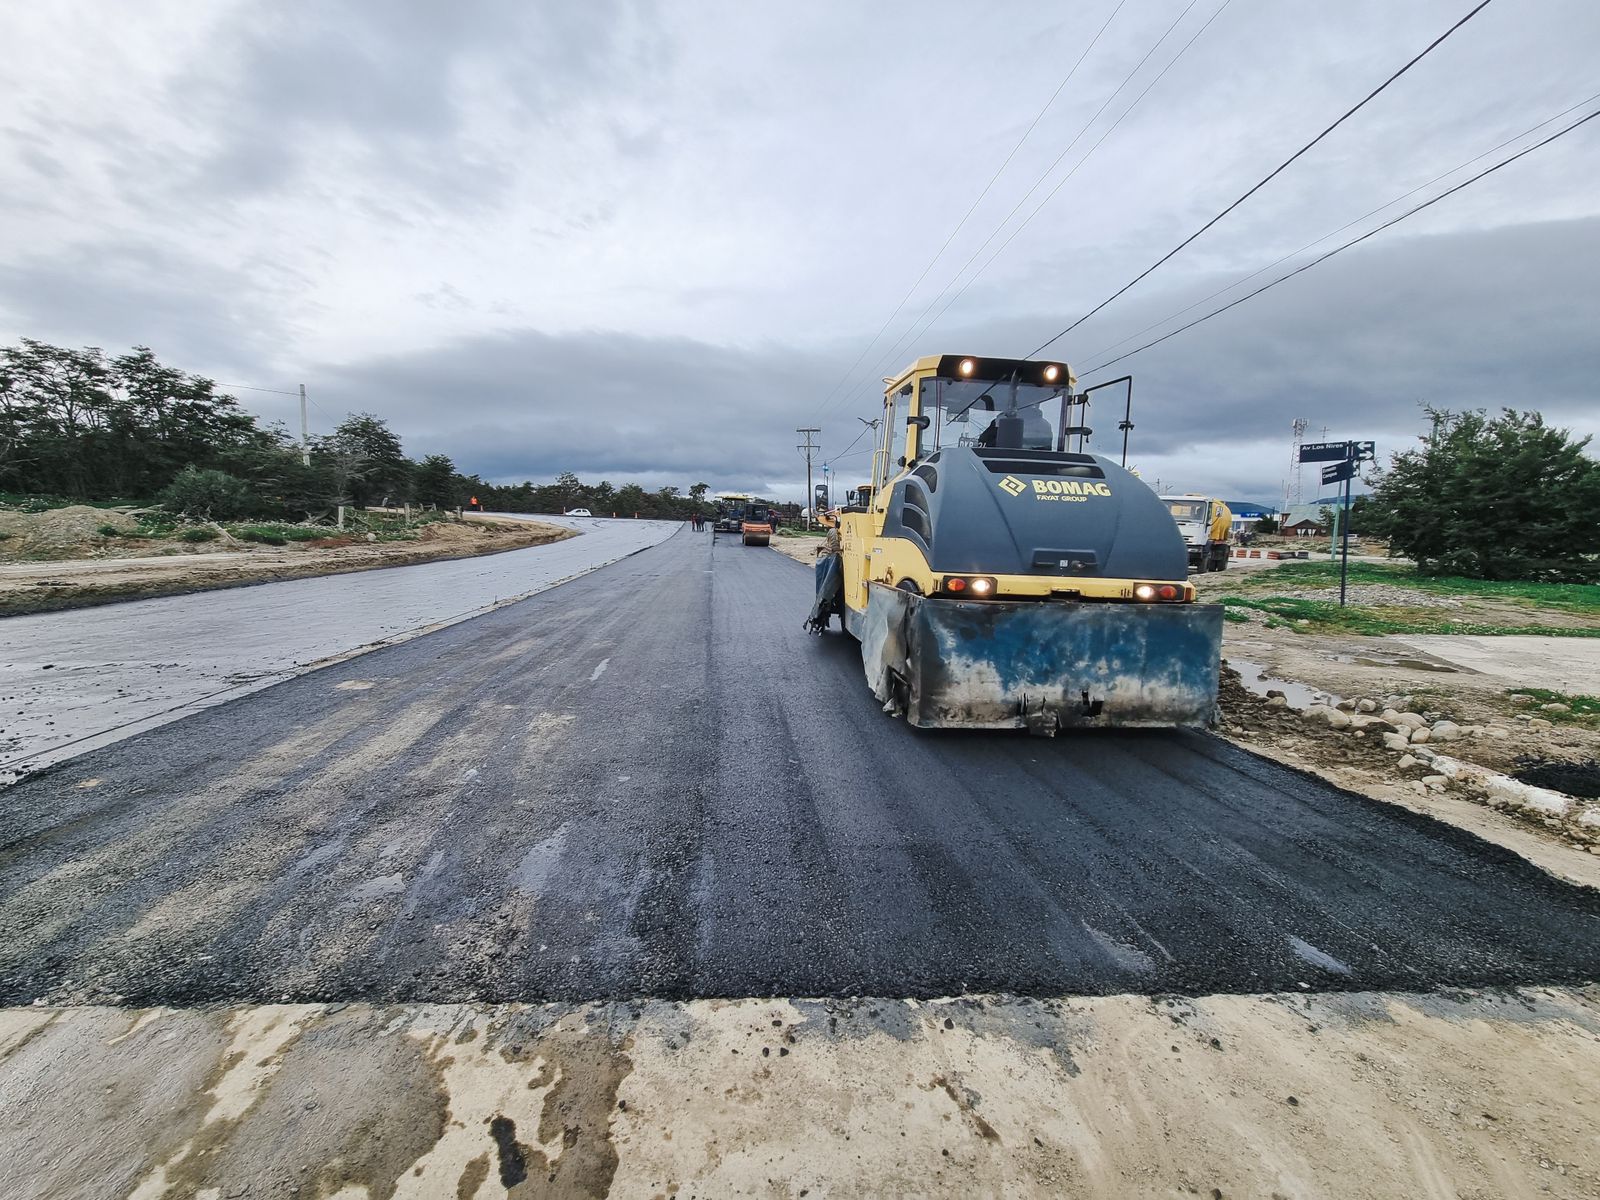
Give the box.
[0,340,719,522]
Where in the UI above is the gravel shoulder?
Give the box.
[0,510,574,616]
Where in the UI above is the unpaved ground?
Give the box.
[5,988,1598,1199]
[0,511,573,615]
[770,531,826,565]
[1194,564,1600,876]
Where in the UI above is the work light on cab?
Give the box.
[958,358,976,376]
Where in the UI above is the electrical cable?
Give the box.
[881,0,1233,368]
[851,0,1217,397]
[1074,105,1599,377]
[1030,0,1496,355]
[810,0,1129,419]
[1076,89,1600,365]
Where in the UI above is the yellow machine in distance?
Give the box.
[812,353,1222,734]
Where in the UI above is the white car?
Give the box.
[565,508,592,517]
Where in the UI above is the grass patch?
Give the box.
[226,522,329,543]
[1228,560,1600,613]
[178,526,219,543]
[1220,595,1600,638]
[1506,687,1600,724]
[1223,608,1250,623]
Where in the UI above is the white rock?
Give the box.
[1396,754,1418,771]
[1266,694,1289,708]
[1479,775,1574,818]
[1410,745,1437,762]
[1541,702,1571,714]
[1382,732,1411,751]
[1336,700,1358,712]
[1383,710,1427,730]
[1326,709,1352,730]
[1578,808,1600,829]
[1528,718,1553,731]
[1409,727,1431,744]
[1482,726,1510,739]
[1430,721,1463,742]
[1357,699,1378,713]
[1422,775,1448,792]
[1411,781,1427,795]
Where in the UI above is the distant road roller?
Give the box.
[808,354,1222,734]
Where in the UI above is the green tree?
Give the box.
[1253,515,1279,534]
[159,466,257,520]
[414,454,460,508]
[689,481,710,503]
[321,412,410,507]
[1365,407,1600,581]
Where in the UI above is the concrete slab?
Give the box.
[0,515,680,781]
[1387,634,1600,695]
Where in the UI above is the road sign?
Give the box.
[1353,440,1376,461]
[1321,461,1355,485]
[1299,441,1351,463]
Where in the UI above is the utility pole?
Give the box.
[299,384,310,466]
[797,427,820,529]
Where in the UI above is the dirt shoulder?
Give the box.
[770,529,826,566]
[7,987,1599,1198]
[0,510,574,616]
[1196,561,1600,884]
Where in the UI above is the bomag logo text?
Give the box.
[997,475,1027,496]
[1031,479,1112,503]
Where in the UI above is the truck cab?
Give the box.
[1160,495,1233,573]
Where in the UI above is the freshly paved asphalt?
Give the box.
[2,529,1598,1006]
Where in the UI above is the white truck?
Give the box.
[1160,495,1233,573]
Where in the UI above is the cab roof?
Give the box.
[885,354,1076,394]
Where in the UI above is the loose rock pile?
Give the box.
[1299,691,1600,850]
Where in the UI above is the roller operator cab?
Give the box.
[818,354,1223,734]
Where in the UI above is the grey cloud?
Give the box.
[175,0,669,206]
[0,239,296,373]
[314,328,839,495]
[300,216,1598,502]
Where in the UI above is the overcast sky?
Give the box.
[3,0,1597,503]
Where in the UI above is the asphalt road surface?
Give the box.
[2,529,1598,1007]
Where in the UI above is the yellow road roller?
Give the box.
[807,354,1222,734]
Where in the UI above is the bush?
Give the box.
[96,524,124,537]
[238,529,288,545]
[159,466,257,521]
[179,526,220,543]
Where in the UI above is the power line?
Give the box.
[1030,0,1497,355]
[850,0,1216,396]
[879,0,1233,369]
[1076,89,1600,366]
[1075,105,1600,377]
[809,0,1129,418]
[218,382,298,396]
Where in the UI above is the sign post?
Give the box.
[1301,440,1375,607]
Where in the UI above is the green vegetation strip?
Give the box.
[1220,595,1600,638]
[1228,561,1600,613]
[1507,688,1600,723]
